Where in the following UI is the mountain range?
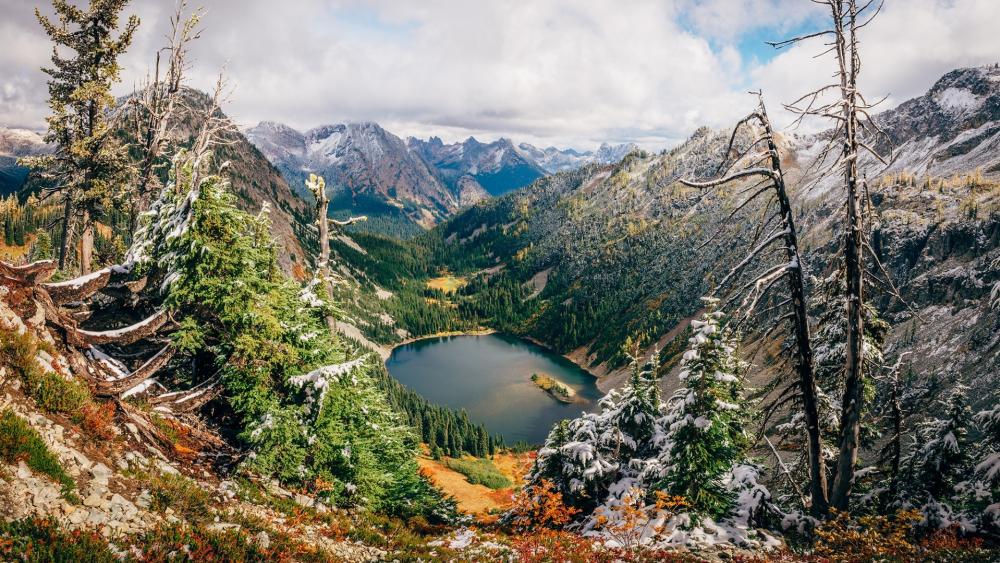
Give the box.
[333,64,1000,406]
[244,120,638,236]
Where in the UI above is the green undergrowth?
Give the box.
[149,472,213,525]
[443,457,513,489]
[0,409,76,501]
[0,327,89,415]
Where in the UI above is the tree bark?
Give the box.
[760,104,830,515]
[80,209,93,275]
[58,194,75,271]
[830,0,866,511]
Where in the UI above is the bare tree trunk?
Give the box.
[760,104,830,515]
[313,177,337,335]
[80,209,94,275]
[830,0,865,511]
[58,194,75,271]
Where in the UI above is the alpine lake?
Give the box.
[385,333,602,444]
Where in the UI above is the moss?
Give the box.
[0,409,76,500]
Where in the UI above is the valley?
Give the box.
[2,0,999,560]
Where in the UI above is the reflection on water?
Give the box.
[385,333,602,444]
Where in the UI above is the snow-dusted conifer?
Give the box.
[899,386,974,530]
[647,299,750,519]
[528,350,662,511]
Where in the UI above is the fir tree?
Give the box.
[648,301,749,519]
[29,0,139,273]
[899,386,974,529]
[529,349,662,512]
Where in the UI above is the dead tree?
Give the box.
[682,94,828,515]
[305,174,366,333]
[128,1,203,232]
[770,0,890,512]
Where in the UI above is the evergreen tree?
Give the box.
[129,148,452,520]
[646,301,750,519]
[898,386,974,529]
[967,402,1000,532]
[30,230,53,262]
[529,350,662,511]
[29,0,139,273]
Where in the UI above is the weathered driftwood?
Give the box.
[42,268,112,304]
[74,309,169,346]
[149,376,222,413]
[0,259,57,283]
[94,344,176,396]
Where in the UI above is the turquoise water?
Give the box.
[385,333,602,444]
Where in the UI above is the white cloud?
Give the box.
[0,0,997,150]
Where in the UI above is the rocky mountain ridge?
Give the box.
[245,119,641,236]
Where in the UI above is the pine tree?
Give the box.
[647,301,750,519]
[30,230,53,262]
[899,386,974,529]
[528,350,662,512]
[29,0,139,273]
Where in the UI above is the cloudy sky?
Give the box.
[2,0,998,150]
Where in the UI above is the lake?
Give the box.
[385,333,602,444]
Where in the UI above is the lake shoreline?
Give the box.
[389,328,497,351]
[384,332,603,443]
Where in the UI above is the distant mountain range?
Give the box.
[0,128,48,196]
[244,120,639,236]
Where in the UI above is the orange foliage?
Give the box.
[78,401,116,441]
[593,488,689,554]
[507,479,580,532]
[812,509,922,561]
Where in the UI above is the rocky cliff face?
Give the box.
[515,141,639,173]
[246,121,467,235]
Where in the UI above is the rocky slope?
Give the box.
[246,121,470,236]
[245,120,643,237]
[407,135,545,197]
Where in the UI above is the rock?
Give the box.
[89,462,112,484]
[86,509,107,526]
[136,490,151,509]
[16,461,31,480]
[207,522,241,532]
[70,450,92,471]
[294,493,315,508]
[83,493,104,508]
[254,531,270,550]
[68,509,88,525]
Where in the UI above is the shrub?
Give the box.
[443,457,512,489]
[812,509,922,561]
[0,327,88,414]
[0,409,75,498]
[506,479,579,532]
[0,517,116,562]
[149,472,212,525]
[24,370,89,414]
[77,401,116,441]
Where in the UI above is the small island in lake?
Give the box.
[531,373,576,403]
